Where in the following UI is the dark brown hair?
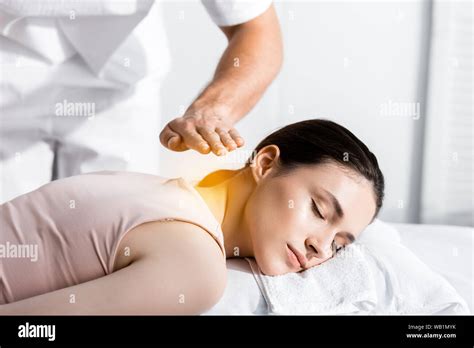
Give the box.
[245,118,385,221]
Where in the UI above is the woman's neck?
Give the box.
[194,168,255,258]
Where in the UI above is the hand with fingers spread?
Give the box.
[159,3,282,156]
[159,105,245,156]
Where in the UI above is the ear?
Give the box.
[250,145,280,184]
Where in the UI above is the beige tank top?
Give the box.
[0,171,225,304]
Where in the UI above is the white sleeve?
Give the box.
[201,0,273,27]
[0,0,153,16]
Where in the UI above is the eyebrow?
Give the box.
[319,189,356,243]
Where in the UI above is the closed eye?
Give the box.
[311,199,324,219]
[331,240,344,255]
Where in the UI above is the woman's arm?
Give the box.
[0,222,227,315]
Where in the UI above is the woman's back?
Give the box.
[0,171,225,305]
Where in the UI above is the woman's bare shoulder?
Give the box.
[112,220,227,313]
[114,220,226,273]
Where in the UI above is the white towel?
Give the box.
[247,243,378,315]
[247,219,470,315]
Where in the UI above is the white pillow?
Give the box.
[393,223,473,312]
[360,222,470,314]
[205,219,470,315]
[204,258,267,315]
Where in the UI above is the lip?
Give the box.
[287,244,307,269]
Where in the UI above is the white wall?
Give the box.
[159,0,431,223]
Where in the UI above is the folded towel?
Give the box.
[246,219,470,315]
[246,243,378,315]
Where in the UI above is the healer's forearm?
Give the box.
[190,9,283,123]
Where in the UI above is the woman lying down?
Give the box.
[0,119,385,315]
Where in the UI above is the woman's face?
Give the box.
[244,146,377,276]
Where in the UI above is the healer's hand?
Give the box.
[159,104,245,156]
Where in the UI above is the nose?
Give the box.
[305,234,335,263]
